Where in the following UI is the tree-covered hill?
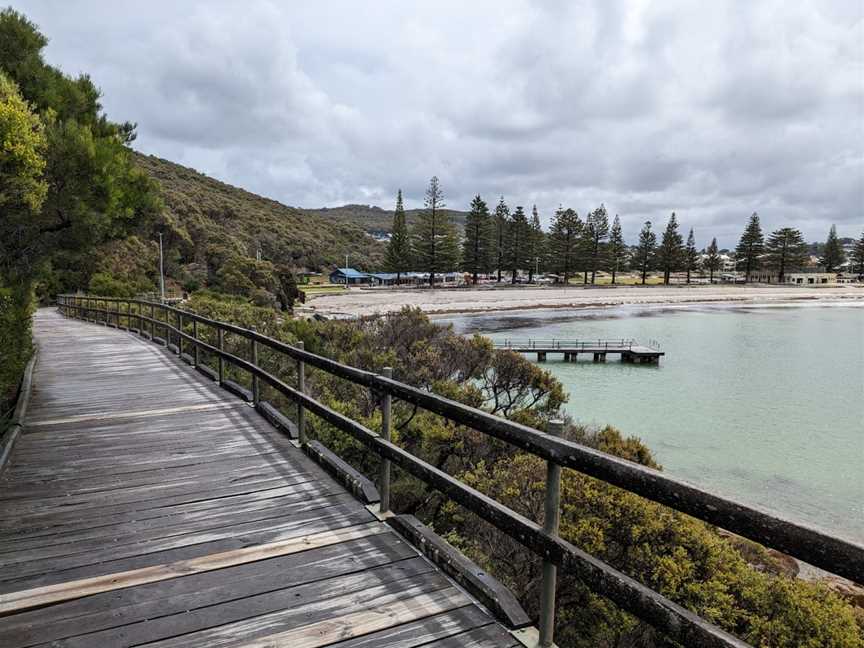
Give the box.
[302,203,468,237]
[136,153,386,275]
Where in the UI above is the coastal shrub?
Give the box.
[0,284,33,415]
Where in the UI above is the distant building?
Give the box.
[747,271,844,285]
[329,268,371,285]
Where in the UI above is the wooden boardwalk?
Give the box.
[0,310,519,648]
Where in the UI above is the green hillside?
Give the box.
[303,203,468,236]
[137,154,386,273]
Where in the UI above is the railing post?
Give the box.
[217,328,225,385]
[296,341,306,445]
[250,327,259,406]
[177,311,183,356]
[192,319,199,366]
[150,302,155,340]
[379,366,393,514]
[539,418,564,648]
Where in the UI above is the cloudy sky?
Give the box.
[14,0,863,246]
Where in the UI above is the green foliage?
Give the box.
[607,215,626,283]
[0,71,47,277]
[549,208,582,283]
[493,197,510,282]
[411,176,460,283]
[684,228,698,283]
[636,221,657,284]
[461,194,493,282]
[821,224,846,273]
[527,205,544,281]
[87,272,148,298]
[0,282,33,411]
[853,232,864,276]
[583,205,609,284]
[705,237,721,282]
[765,228,808,281]
[383,189,411,277]
[656,212,684,284]
[505,205,530,283]
[736,212,765,280]
[135,154,384,286]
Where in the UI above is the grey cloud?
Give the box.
[12,0,863,246]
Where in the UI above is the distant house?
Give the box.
[329,268,371,285]
[747,271,840,285]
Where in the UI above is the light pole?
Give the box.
[158,232,165,303]
[345,254,349,270]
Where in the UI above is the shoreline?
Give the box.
[306,284,864,318]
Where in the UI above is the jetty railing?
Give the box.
[56,295,864,648]
[495,338,639,350]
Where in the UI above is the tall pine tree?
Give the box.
[461,194,492,284]
[383,189,410,282]
[852,231,864,277]
[585,205,609,284]
[765,227,808,283]
[736,212,764,282]
[820,224,846,272]
[506,206,530,284]
[657,212,684,285]
[607,215,626,284]
[411,176,459,286]
[684,228,697,284]
[493,197,509,282]
[549,207,582,284]
[635,221,656,285]
[526,205,543,282]
[705,238,721,283]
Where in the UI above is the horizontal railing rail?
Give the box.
[55,295,864,648]
[493,338,645,351]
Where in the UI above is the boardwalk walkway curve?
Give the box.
[2,297,862,648]
[0,310,521,648]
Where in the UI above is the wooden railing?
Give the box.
[56,295,864,648]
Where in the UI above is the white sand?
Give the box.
[307,284,864,317]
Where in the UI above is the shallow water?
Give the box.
[438,302,864,542]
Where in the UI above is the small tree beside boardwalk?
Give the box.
[412,176,460,287]
[383,189,410,282]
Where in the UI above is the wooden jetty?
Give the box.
[494,339,664,364]
[0,296,860,648]
[0,311,521,648]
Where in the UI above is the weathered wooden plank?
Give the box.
[0,522,385,615]
[0,535,417,644]
[135,581,468,648]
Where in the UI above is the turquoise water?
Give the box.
[438,303,864,542]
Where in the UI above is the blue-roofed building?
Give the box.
[329,268,371,285]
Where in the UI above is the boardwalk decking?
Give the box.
[0,310,519,648]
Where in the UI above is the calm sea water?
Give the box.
[438,302,864,542]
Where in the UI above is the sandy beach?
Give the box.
[307,284,864,317]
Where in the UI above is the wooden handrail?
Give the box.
[56,295,864,648]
